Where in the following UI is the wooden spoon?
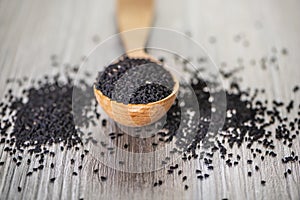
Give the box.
[94,0,179,127]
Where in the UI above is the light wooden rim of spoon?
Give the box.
[94,76,179,127]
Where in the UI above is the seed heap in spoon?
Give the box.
[95,56,175,104]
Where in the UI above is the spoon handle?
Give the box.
[117,0,154,54]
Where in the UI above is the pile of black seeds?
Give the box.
[95,56,175,104]
[0,65,109,192]
[147,49,300,190]
[0,73,94,154]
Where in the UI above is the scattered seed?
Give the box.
[50,177,56,182]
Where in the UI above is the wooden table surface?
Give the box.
[0,0,299,199]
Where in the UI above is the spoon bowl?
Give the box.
[94,76,179,127]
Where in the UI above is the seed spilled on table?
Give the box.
[0,42,299,194]
[0,63,105,190]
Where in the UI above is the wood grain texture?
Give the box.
[117,0,153,55]
[0,0,300,200]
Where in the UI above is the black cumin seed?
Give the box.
[208,166,214,170]
[102,119,107,127]
[184,185,189,190]
[293,86,299,93]
[50,177,56,182]
[26,172,33,176]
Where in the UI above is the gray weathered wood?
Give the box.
[0,0,299,199]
